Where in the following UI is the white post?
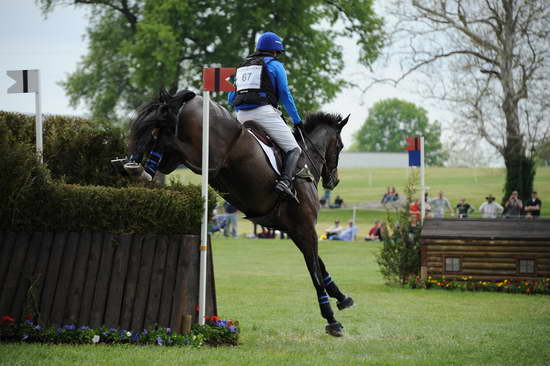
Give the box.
[198,90,210,325]
[352,206,357,240]
[35,70,43,163]
[420,136,426,223]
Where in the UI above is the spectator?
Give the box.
[329,195,344,209]
[409,198,421,220]
[479,194,504,218]
[330,220,357,241]
[381,187,392,204]
[430,191,454,218]
[504,190,523,218]
[424,193,432,218]
[382,187,399,204]
[223,201,238,238]
[325,220,343,239]
[524,191,542,219]
[323,189,332,206]
[456,198,475,219]
[365,220,382,241]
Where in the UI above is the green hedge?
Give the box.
[1,112,213,235]
[0,111,128,187]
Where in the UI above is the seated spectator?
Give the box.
[319,198,327,207]
[325,220,343,239]
[365,220,382,241]
[330,220,357,241]
[524,191,542,219]
[381,187,392,204]
[329,195,344,209]
[504,190,523,218]
[381,187,399,204]
[456,198,475,219]
[389,187,399,202]
[479,194,504,218]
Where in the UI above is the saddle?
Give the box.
[242,120,312,181]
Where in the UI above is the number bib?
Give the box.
[235,65,262,91]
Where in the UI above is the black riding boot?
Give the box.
[275,147,301,201]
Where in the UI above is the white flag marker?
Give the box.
[6,69,43,163]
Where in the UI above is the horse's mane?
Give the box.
[301,112,342,134]
[128,89,195,155]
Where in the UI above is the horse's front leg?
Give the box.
[318,258,355,311]
[289,230,344,337]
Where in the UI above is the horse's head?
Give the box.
[301,113,349,190]
[128,90,195,174]
[321,114,349,190]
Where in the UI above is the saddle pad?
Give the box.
[247,130,281,175]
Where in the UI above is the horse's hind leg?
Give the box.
[318,258,355,310]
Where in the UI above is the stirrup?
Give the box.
[275,179,299,203]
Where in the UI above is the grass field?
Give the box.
[2,238,549,365]
[170,167,550,238]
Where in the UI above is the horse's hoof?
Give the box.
[124,162,152,182]
[325,322,344,337]
[337,296,355,311]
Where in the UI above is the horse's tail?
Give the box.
[128,89,196,156]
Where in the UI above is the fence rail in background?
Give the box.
[0,232,216,333]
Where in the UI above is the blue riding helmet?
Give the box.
[256,32,285,52]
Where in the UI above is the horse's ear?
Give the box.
[338,114,350,129]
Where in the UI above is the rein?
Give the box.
[297,128,325,183]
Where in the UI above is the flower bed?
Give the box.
[0,315,239,347]
[406,276,550,295]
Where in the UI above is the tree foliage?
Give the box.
[385,0,550,201]
[38,0,385,120]
[350,98,447,166]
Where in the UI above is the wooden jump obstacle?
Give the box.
[420,219,550,281]
[0,232,216,333]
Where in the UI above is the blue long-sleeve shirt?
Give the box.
[228,57,302,124]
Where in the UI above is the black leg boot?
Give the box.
[274,147,301,201]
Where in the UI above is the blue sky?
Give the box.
[0,0,451,149]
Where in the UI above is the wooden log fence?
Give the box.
[0,232,216,333]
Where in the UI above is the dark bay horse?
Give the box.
[128,90,354,336]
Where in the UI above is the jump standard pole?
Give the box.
[199,67,236,325]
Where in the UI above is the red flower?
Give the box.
[1,315,15,324]
[25,315,33,321]
[210,315,221,322]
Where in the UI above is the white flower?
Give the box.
[92,335,100,344]
[126,331,131,337]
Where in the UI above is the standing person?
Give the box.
[228,31,302,201]
[504,190,523,218]
[479,194,504,218]
[430,191,454,218]
[524,191,542,219]
[456,198,475,219]
[223,201,238,238]
[409,198,421,220]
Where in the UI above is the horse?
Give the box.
[127,89,354,337]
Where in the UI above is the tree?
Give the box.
[38,0,385,120]
[350,98,447,166]
[385,0,550,202]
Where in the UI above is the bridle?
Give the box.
[297,127,342,184]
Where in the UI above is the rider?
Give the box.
[228,31,303,200]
